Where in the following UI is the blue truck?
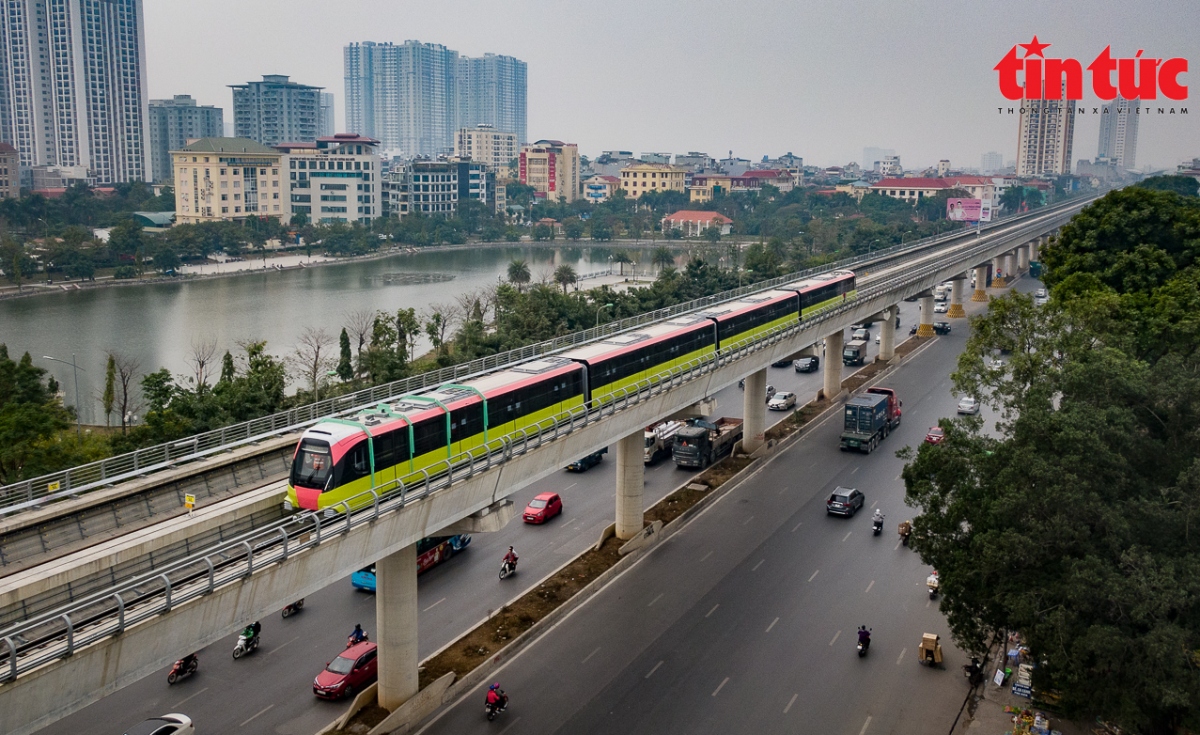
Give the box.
[839,387,902,454]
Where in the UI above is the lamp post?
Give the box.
[596,302,614,328]
[901,229,913,245]
[43,354,83,436]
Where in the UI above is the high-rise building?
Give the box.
[148,96,224,183]
[230,75,322,147]
[345,40,527,158]
[520,140,580,202]
[455,124,518,178]
[1096,96,1139,170]
[981,151,1004,173]
[0,0,150,183]
[458,53,527,146]
[1016,88,1075,176]
[862,147,895,170]
[319,93,336,138]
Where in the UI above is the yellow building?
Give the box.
[519,139,580,203]
[620,162,687,199]
[173,137,285,224]
[687,173,732,203]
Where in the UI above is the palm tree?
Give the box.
[507,258,531,291]
[553,264,578,293]
[651,246,675,273]
[612,250,634,276]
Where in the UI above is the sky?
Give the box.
[146,0,1199,171]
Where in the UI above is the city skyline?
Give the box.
[141,1,1197,172]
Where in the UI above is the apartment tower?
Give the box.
[1096,96,1139,170]
[230,75,322,147]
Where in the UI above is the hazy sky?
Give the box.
[146,0,1198,171]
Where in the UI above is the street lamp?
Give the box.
[596,302,614,328]
[43,354,83,436]
[901,230,913,245]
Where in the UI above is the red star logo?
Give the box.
[1019,36,1051,58]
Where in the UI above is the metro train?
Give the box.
[285,270,856,513]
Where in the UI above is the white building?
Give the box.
[1017,89,1076,176]
[0,0,151,183]
[230,75,322,147]
[383,158,486,218]
[455,124,518,178]
[1097,96,1139,171]
[277,134,382,224]
[980,151,1004,174]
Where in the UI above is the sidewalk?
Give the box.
[955,669,1091,735]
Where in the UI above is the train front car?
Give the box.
[699,290,801,353]
[286,421,373,512]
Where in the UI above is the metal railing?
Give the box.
[0,210,1083,683]
[0,200,1085,514]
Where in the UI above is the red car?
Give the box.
[925,427,945,445]
[523,492,563,524]
[313,641,377,699]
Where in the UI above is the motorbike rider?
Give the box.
[349,624,367,645]
[179,652,198,669]
[857,625,871,650]
[242,621,261,641]
[486,682,508,711]
[502,546,518,569]
[872,509,884,525]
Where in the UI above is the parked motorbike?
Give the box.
[232,632,259,659]
[927,571,940,600]
[963,657,984,687]
[499,560,517,580]
[282,599,305,618]
[167,655,198,685]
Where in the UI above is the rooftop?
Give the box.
[662,210,733,223]
[175,137,279,155]
[872,177,953,189]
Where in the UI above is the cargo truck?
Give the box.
[839,386,902,453]
[672,417,744,469]
[843,339,869,366]
[644,420,683,464]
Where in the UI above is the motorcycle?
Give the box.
[927,571,940,600]
[898,520,913,547]
[346,632,370,648]
[282,599,305,618]
[872,516,884,536]
[167,655,198,685]
[963,657,984,687]
[485,694,508,721]
[856,633,871,658]
[232,632,259,659]
[499,560,517,580]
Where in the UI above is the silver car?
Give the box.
[768,391,796,411]
[956,397,980,415]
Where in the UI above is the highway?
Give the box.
[416,283,1025,735]
[36,300,940,734]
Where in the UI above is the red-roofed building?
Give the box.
[583,174,620,203]
[944,175,996,204]
[661,210,733,237]
[733,169,794,192]
[870,177,953,202]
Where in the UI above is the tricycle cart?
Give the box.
[918,633,944,667]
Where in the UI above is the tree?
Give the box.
[553,264,578,293]
[102,354,116,427]
[423,303,459,357]
[344,308,375,377]
[563,219,585,241]
[0,237,33,290]
[1136,174,1199,197]
[153,244,181,275]
[289,327,335,398]
[507,258,532,291]
[107,351,141,432]
[611,250,633,276]
[336,328,354,382]
[590,219,613,241]
[107,218,146,274]
[187,335,217,390]
[0,345,73,483]
[703,225,722,243]
[651,246,675,272]
[532,223,554,241]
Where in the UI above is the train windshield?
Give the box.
[291,439,333,489]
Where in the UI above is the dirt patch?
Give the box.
[340,706,390,734]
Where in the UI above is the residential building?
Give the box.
[688,174,733,203]
[592,150,636,176]
[1016,88,1076,176]
[945,175,996,206]
[937,160,950,177]
[276,133,382,224]
[319,93,336,138]
[878,155,902,176]
[870,177,952,202]
[675,152,716,171]
[383,158,486,218]
[661,210,732,237]
[1097,96,1139,171]
[640,152,671,165]
[733,169,794,193]
[834,180,872,202]
[455,124,518,178]
[719,156,751,176]
[0,0,150,183]
[148,95,224,183]
[230,75,322,147]
[0,142,16,199]
[1176,158,1200,185]
[29,165,89,190]
[520,140,580,202]
[981,151,1004,173]
[862,147,896,170]
[582,174,620,203]
[345,41,527,158]
[172,137,285,224]
[619,162,687,199]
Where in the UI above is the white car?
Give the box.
[956,397,980,415]
[1035,288,1047,298]
[987,358,1004,370]
[768,391,797,411]
[933,302,948,313]
[124,714,195,735]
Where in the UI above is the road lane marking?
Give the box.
[563,482,577,491]
[870,500,878,509]
[706,604,720,618]
[808,570,819,582]
[712,677,730,696]
[266,635,298,655]
[894,540,902,550]
[792,521,803,532]
[752,559,765,572]
[648,593,663,607]
[778,485,789,494]
[700,550,713,562]
[497,716,522,735]
[240,704,274,727]
[851,466,859,474]
[927,598,932,608]
[784,693,798,713]
[423,597,446,612]
[581,647,601,664]
[766,617,779,633]
[645,660,664,679]
[742,515,754,525]
[865,580,875,594]
[895,474,902,481]
[897,648,907,665]
[859,715,873,735]
[842,531,852,542]
[173,686,209,708]
[829,630,841,646]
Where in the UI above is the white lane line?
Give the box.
[712,677,730,696]
[895,473,902,481]
[870,500,878,509]
[751,559,765,572]
[706,604,720,618]
[648,593,663,607]
[766,617,779,633]
[778,485,789,495]
[497,716,522,735]
[842,531,852,542]
[742,515,755,525]
[897,647,907,665]
[927,598,932,608]
[266,635,298,655]
[859,715,873,735]
[173,686,209,708]
[808,570,819,582]
[865,580,875,594]
[829,629,841,646]
[792,521,803,532]
[563,482,578,491]
[700,550,713,562]
[240,704,274,727]
[784,693,798,713]
[581,647,601,664]
[423,597,446,612]
[645,660,664,679]
[894,539,902,550]
[851,466,859,474]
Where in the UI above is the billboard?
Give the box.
[947,198,984,221]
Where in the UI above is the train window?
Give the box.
[336,439,371,485]
[450,403,484,442]
[290,439,332,489]
[411,417,447,457]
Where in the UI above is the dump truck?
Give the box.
[839,387,902,453]
[644,420,683,464]
[672,417,744,469]
[842,339,869,366]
